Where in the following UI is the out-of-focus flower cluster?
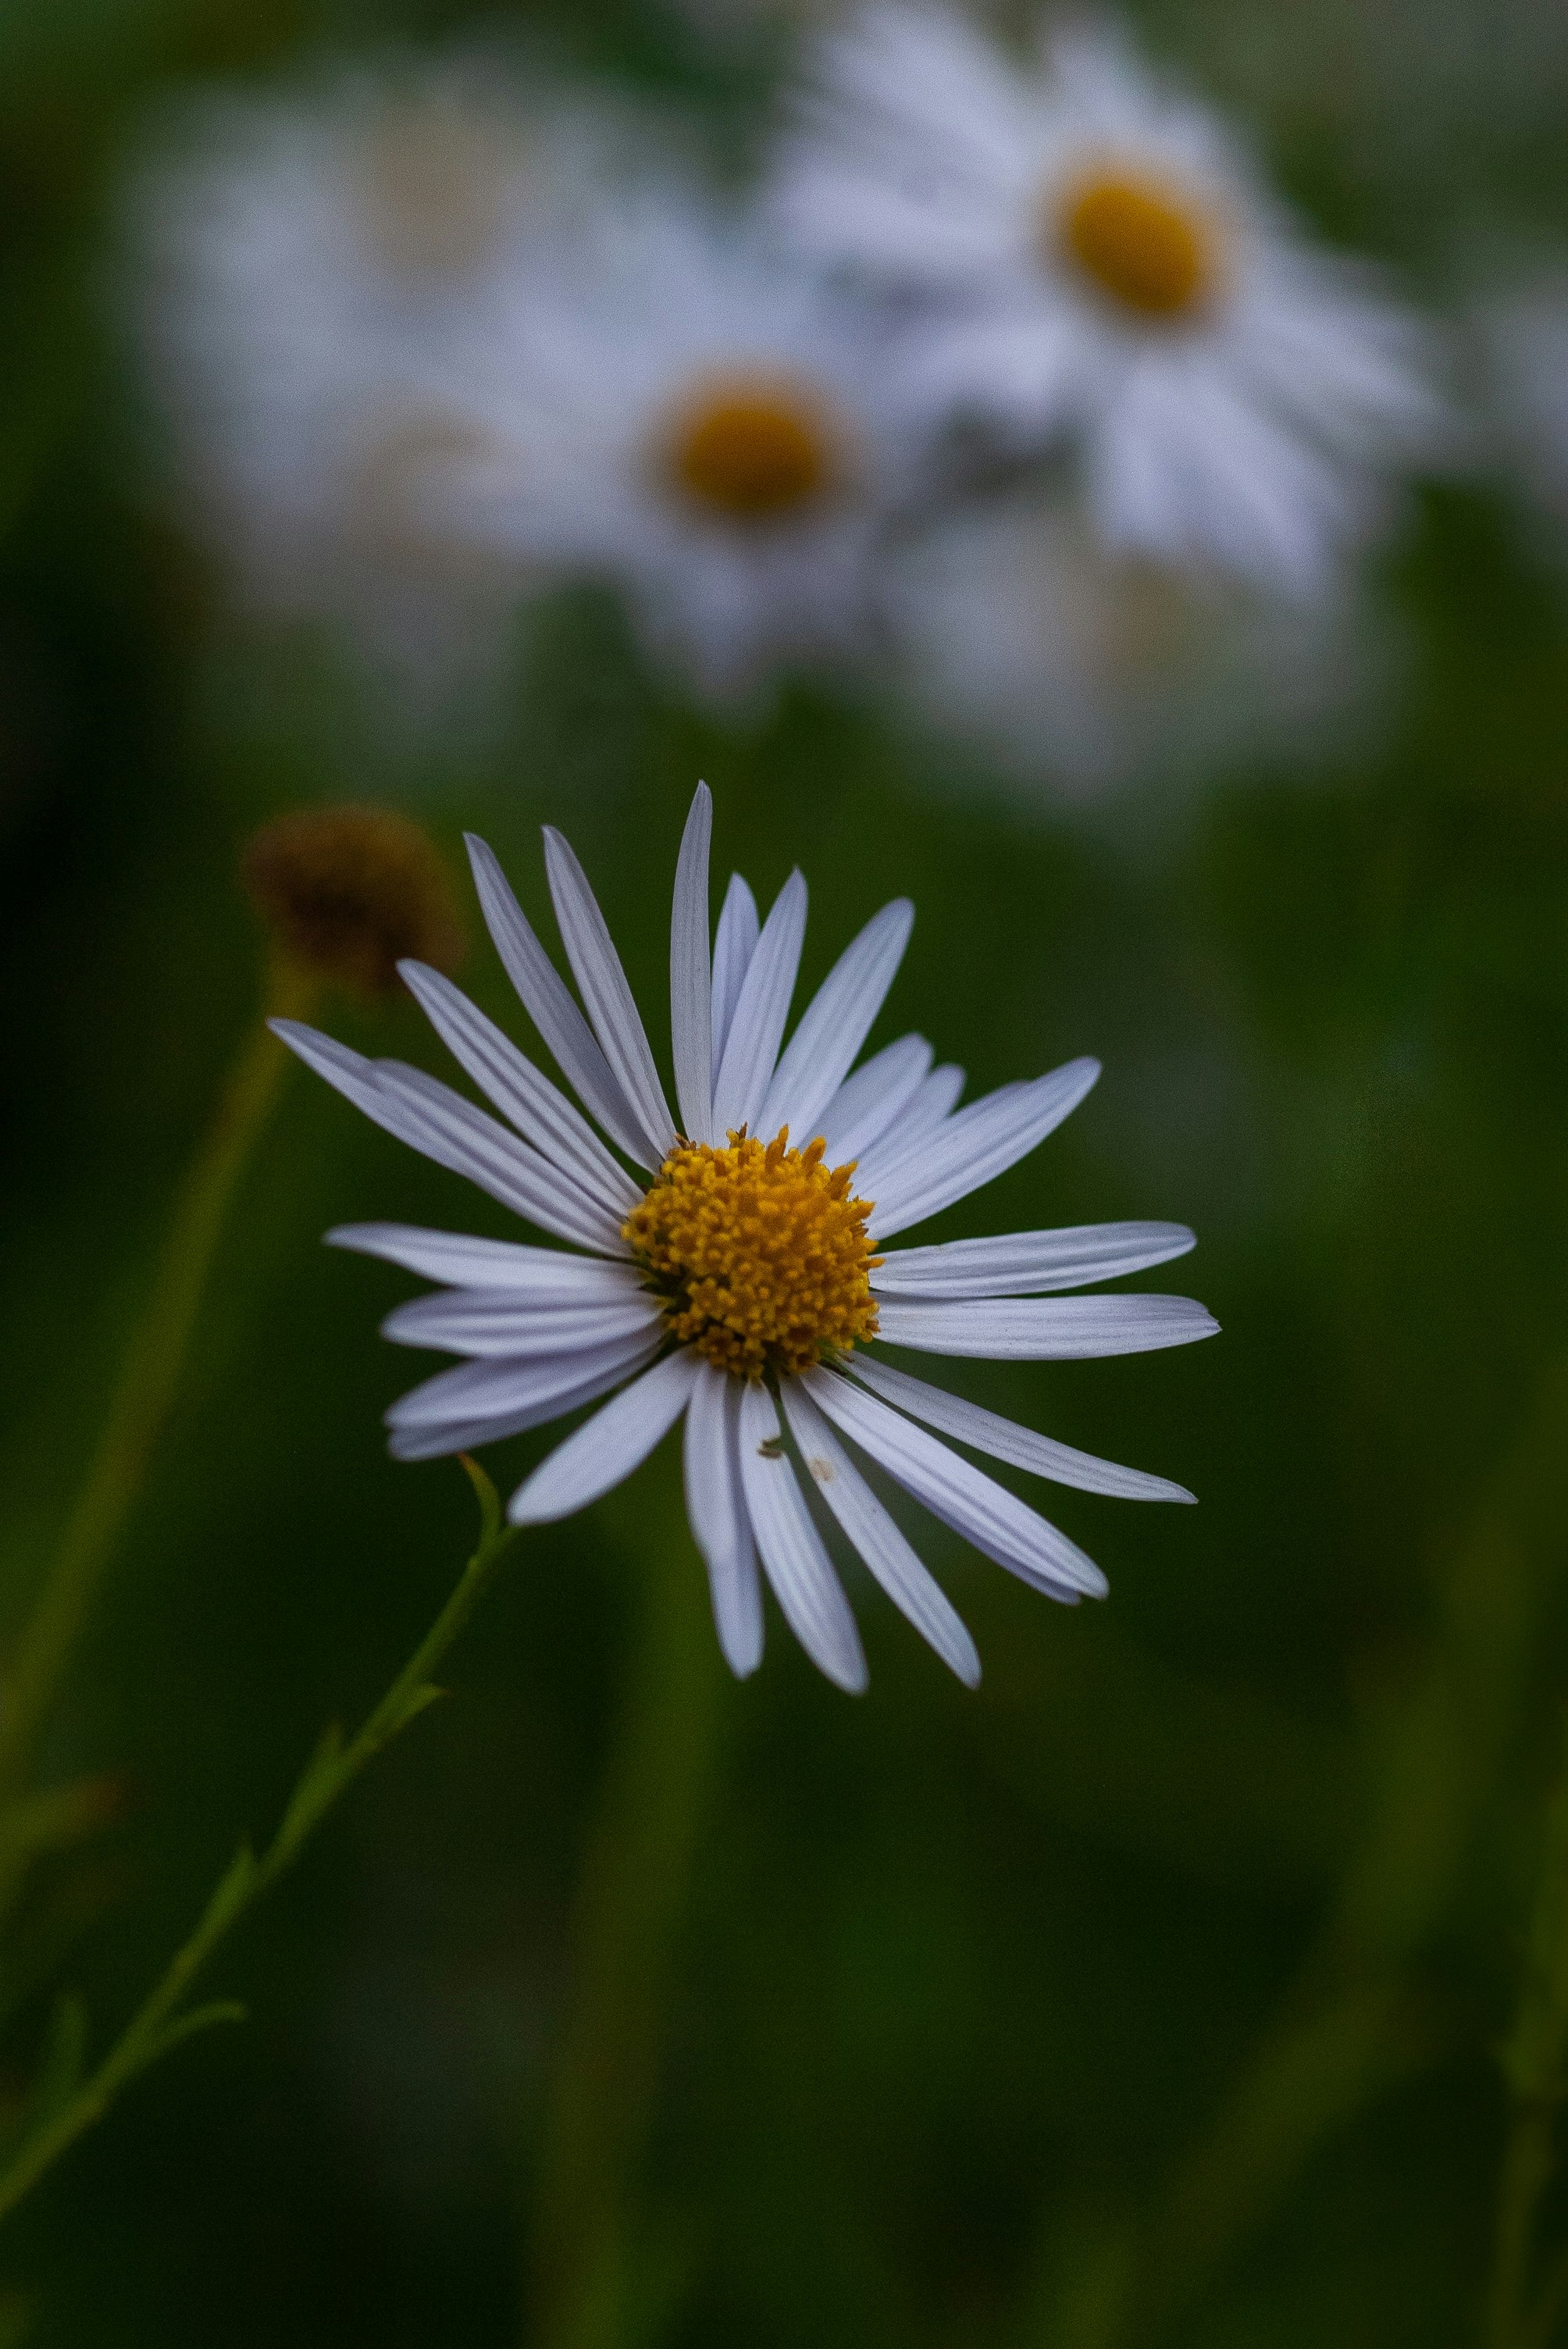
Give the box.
[126,9,1540,794]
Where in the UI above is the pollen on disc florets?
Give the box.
[622,1128,880,1380]
[1054,167,1219,320]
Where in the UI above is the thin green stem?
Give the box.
[1027,1360,1568,2349]
[0,958,319,1814]
[527,1491,725,2349]
[0,1459,519,2228]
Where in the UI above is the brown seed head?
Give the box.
[242,804,465,996]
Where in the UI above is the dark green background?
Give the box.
[2,0,1568,2340]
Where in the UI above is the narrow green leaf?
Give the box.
[144,2001,248,2068]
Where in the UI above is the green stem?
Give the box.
[0,958,319,1812]
[1028,1360,1568,2349]
[527,1492,725,2349]
[0,1459,519,2228]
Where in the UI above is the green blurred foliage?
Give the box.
[1,0,1567,2344]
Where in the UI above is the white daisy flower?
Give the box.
[273,786,1217,1693]
[433,187,914,701]
[772,7,1445,594]
[879,487,1401,796]
[128,59,631,673]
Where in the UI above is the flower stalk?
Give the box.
[0,1457,518,2227]
[0,957,319,1820]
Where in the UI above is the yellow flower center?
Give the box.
[1055,167,1217,319]
[622,1129,880,1380]
[663,378,839,521]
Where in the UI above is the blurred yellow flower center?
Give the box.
[622,1130,879,1380]
[1056,169,1215,319]
[665,380,837,520]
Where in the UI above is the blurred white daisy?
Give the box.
[433,188,915,702]
[130,59,634,676]
[878,488,1402,797]
[273,785,1217,1693]
[773,7,1445,594]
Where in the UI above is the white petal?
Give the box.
[874,1294,1219,1358]
[817,1033,934,1164]
[871,1222,1197,1297]
[508,1349,700,1525]
[758,898,915,1145]
[543,825,677,1163]
[670,784,715,1145]
[803,1366,1105,1602]
[684,1360,764,1677]
[854,1063,965,1189]
[327,1224,645,1296]
[864,1058,1102,1239]
[387,1324,662,1434]
[387,1336,661,1461]
[711,870,808,1140]
[382,1289,664,1357]
[397,961,641,1220]
[779,1380,980,1687]
[270,1023,628,1255]
[711,873,760,1068]
[846,1355,1195,1502]
[736,1379,867,1692]
[464,835,653,1167]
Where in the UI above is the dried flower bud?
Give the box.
[242,804,465,996]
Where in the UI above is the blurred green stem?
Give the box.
[527,1494,725,2349]
[0,956,319,1816]
[1032,1362,1568,2349]
[1487,1726,1568,2349]
[0,1457,518,2226]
